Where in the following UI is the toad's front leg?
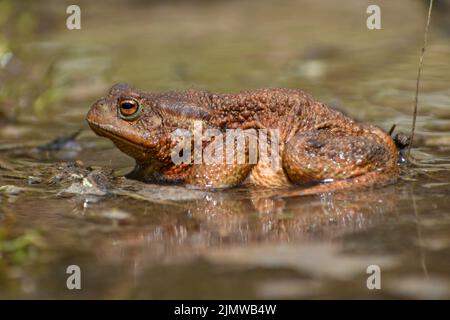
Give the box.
[184,163,254,189]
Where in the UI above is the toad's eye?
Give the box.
[118,98,141,120]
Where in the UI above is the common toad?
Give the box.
[86,83,399,194]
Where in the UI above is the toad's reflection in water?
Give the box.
[89,183,400,268]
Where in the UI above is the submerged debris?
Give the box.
[389,124,411,164]
[49,161,117,196]
[0,185,25,196]
[36,130,83,160]
[0,130,84,161]
[394,132,411,163]
[0,158,16,171]
[36,130,82,152]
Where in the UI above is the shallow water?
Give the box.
[1,0,450,299]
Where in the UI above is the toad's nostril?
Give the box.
[87,100,106,123]
[100,102,109,112]
[91,99,109,113]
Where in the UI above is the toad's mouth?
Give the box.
[87,121,151,152]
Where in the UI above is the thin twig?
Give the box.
[388,124,396,136]
[407,0,434,161]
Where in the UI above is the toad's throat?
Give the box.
[87,121,150,152]
[87,122,161,165]
[88,122,171,168]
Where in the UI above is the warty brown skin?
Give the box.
[86,83,399,194]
